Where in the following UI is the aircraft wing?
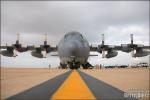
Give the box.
[90,45,98,51]
[0,46,8,49]
[90,44,150,58]
[29,45,57,58]
[0,44,58,58]
[1,33,150,58]
[0,34,58,58]
[140,46,150,49]
[0,44,29,57]
[90,34,150,58]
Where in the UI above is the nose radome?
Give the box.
[68,41,80,55]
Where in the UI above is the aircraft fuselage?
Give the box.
[58,32,90,68]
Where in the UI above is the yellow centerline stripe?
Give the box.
[51,70,96,100]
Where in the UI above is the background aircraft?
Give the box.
[0,31,150,69]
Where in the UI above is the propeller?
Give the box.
[102,51,105,58]
[13,33,28,52]
[98,34,107,58]
[130,34,135,57]
[31,34,51,58]
[41,49,47,58]
[13,49,18,57]
[131,34,133,45]
[101,34,106,58]
[41,34,50,58]
[97,34,118,58]
[121,34,135,55]
[121,34,147,57]
[102,34,105,45]
[1,33,28,57]
[41,34,48,58]
[13,33,20,56]
[131,49,136,57]
[129,34,138,57]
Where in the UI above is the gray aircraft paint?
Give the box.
[133,49,150,57]
[58,32,90,65]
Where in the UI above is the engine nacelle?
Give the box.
[12,44,28,52]
[0,47,18,57]
[105,50,118,58]
[121,47,132,53]
[31,48,48,58]
[31,50,43,58]
[0,50,14,57]
[132,49,150,57]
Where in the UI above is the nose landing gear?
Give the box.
[68,62,80,69]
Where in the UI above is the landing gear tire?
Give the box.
[60,63,67,69]
[68,62,80,69]
[82,62,94,69]
[82,65,88,69]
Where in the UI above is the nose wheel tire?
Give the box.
[68,62,80,69]
[60,63,67,69]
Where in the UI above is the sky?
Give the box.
[1,1,149,68]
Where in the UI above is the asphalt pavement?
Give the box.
[6,71,71,100]
[6,70,137,100]
[79,70,137,100]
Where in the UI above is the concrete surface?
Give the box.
[1,68,68,100]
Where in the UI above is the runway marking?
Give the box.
[79,70,137,100]
[6,71,71,100]
[51,70,96,100]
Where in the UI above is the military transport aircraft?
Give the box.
[0,32,150,69]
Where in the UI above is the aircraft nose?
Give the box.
[68,41,80,55]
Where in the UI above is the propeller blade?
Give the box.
[44,34,47,45]
[131,34,133,45]
[41,50,47,58]
[131,49,136,57]
[102,50,105,58]
[101,34,104,45]
[13,49,18,57]
[16,33,20,44]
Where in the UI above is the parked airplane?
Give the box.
[0,32,150,69]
